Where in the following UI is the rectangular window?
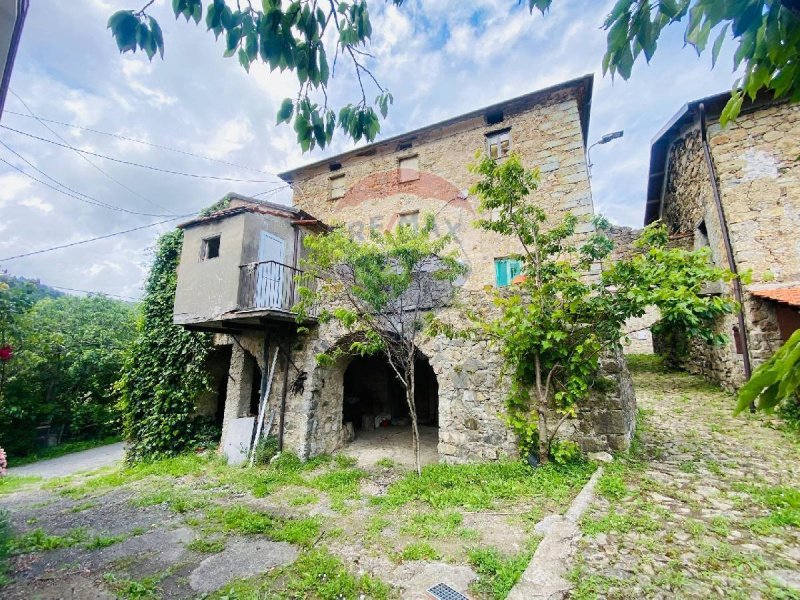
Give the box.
[398,155,420,183]
[330,174,346,200]
[397,210,419,229]
[486,130,511,159]
[494,257,522,287]
[201,235,221,260]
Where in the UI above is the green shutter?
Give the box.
[495,259,509,287]
[509,260,522,281]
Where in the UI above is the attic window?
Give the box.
[330,174,346,200]
[399,155,420,183]
[486,129,511,159]
[329,162,342,172]
[201,235,221,260]
[485,110,504,125]
[397,141,413,151]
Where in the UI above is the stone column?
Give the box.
[219,343,255,449]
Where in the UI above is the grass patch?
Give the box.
[734,482,800,534]
[209,548,391,599]
[130,488,209,513]
[0,511,11,586]
[400,541,440,561]
[376,458,395,469]
[6,436,122,468]
[379,460,595,510]
[400,510,464,539]
[596,469,628,500]
[0,475,41,495]
[85,533,127,550]
[468,543,537,600]
[581,510,659,536]
[12,527,87,553]
[103,571,163,599]
[203,505,321,546]
[187,537,225,553]
[288,492,320,506]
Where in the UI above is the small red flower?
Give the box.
[0,345,12,362]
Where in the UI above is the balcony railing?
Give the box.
[237,260,317,317]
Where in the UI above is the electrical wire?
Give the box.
[1,124,283,184]
[0,144,178,218]
[3,109,286,180]
[50,285,141,301]
[0,216,188,262]
[10,91,174,214]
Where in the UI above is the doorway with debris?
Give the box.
[341,353,439,467]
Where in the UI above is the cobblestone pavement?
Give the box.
[570,357,800,599]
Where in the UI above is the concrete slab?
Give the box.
[189,539,298,593]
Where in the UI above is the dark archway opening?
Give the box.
[342,354,438,432]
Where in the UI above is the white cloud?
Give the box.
[19,196,54,214]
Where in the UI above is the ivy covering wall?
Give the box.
[117,229,215,462]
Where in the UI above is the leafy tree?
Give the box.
[470,153,736,462]
[108,1,798,151]
[0,291,136,456]
[735,328,800,418]
[295,215,465,474]
[108,0,395,151]
[117,229,215,462]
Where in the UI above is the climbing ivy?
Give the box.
[116,229,214,462]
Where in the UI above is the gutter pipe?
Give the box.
[698,103,753,385]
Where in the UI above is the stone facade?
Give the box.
[201,76,638,463]
[648,95,800,390]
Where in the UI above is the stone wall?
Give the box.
[658,100,799,390]
[548,346,636,453]
[285,86,595,291]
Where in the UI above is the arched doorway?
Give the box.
[341,352,439,466]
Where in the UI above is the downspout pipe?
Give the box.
[698,103,753,384]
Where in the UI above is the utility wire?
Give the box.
[0,216,187,262]
[10,91,174,214]
[3,109,286,181]
[2,124,282,184]
[0,144,178,218]
[50,285,141,301]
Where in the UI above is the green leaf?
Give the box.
[149,17,165,58]
[108,11,139,54]
[277,98,294,124]
[711,23,728,69]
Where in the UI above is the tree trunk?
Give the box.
[537,402,549,465]
[405,360,421,476]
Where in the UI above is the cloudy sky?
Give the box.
[1,0,741,300]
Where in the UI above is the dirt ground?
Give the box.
[0,431,593,599]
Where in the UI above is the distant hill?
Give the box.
[0,272,64,304]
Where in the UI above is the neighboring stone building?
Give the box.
[173,74,637,464]
[645,91,800,390]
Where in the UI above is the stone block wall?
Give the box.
[657,100,800,390]
[548,346,636,453]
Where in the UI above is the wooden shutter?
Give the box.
[495,259,509,287]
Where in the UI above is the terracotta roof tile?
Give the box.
[750,286,800,307]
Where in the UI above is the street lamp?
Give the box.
[587,130,624,178]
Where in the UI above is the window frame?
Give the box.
[397,210,419,230]
[494,257,523,287]
[486,128,512,160]
[398,154,420,183]
[201,234,221,261]
[329,173,346,200]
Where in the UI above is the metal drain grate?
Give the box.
[427,583,469,600]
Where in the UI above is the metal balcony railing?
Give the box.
[237,260,317,317]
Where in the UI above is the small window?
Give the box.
[201,235,221,260]
[696,220,710,248]
[486,130,511,159]
[494,257,523,287]
[399,155,420,183]
[397,211,419,229]
[369,215,384,232]
[330,174,346,200]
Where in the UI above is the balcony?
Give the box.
[237,260,318,318]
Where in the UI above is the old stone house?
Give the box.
[645,91,800,390]
[173,74,636,465]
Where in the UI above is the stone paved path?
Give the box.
[9,442,125,478]
[570,359,800,599]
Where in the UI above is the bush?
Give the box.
[550,440,582,465]
[252,435,279,466]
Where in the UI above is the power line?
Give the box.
[0,217,187,262]
[0,143,178,218]
[50,285,141,301]
[3,109,286,181]
[10,91,174,215]
[1,124,282,184]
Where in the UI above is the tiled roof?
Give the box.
[750,286,800,307]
